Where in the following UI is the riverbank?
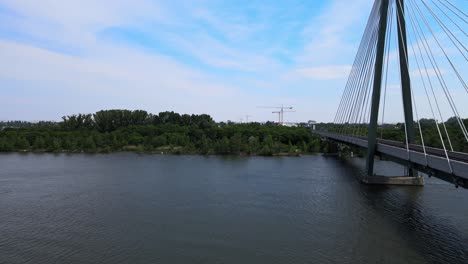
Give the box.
[1,110,327,156]
[4,145,309,157]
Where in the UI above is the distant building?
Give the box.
[282,122,298,127]
[308,120,317,130]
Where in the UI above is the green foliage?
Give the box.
[51,138,62,152]
[15,137,30,149]
[33,136,46,150]
[81,136,96,152]
[5,109,465,155]
[2,109,290,155]
[215,137,231,155]
[229,133,243,154]
[61,114,94,130]
[247,136,260,155]
[0,137,14,152]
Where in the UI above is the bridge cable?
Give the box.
[352,41,376,135]
[356,17,382,136]
[334,0,380,124]
[344,9,377,132]
[399,1,429,166]
[431,0,467,37]
[380,0,395,139]
[422,0,467,56]
[405,0,455,172]
[404,6,447,166]
[337,21,377,131]
[421,0,468,93]
[405,0,454,158]
[347,15,380,134]
[359,1,394,137]
[345,0,381,129]
[348,31,378,135]
[357,24,381,136]
[440,0,468,22]
[361,0,393,136]
[407,0,468,143]
[406,0,455,151]
[410,0,468,141]
[334,2,380,131]
[413,0,468,134]
[424,0,468,94]
[339,8,380,134]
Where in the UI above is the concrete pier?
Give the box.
[360,175,424,186]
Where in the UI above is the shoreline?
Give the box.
[0,149,320,157]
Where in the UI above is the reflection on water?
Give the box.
[0,153,467,264]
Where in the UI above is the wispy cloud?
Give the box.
[0,0,375,121]
[2,0,460,122]
[298,0,374,65]
[292,65,352,80]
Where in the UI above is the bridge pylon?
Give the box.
[366,0,415,177]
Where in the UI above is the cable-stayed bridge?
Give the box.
[315,0,468,189]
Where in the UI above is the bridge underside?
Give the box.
[316,131,468,189]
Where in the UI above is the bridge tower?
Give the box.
[366,0,415,176]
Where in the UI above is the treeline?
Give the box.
[59,110,215,132]
[0,120,55,129]
[2,110,465,154]
[0,110,324,155]
[323,117,468,153]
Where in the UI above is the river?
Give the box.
[0,153,467,263]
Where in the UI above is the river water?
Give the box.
[0,153,467,264]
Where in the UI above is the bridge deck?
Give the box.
[315,131,468,188]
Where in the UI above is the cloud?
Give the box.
[292,65,352,80]
[299,0,374,65]
[158,31,278,72]
[0,39,245,119]
[283,0,374,86]
[0,0,283,121]
[8,0,458,123]
[0,0,172,51]
[0,0,366,122]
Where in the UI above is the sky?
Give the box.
[0,0,466,123]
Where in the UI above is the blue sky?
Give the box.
[0,0,466,123]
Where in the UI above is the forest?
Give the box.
[0,110,323,155]
[0,110,466,155]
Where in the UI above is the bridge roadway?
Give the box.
[314,131,468,189]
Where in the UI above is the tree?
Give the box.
[1,109,377,155]
[0,138,14,151]
[151,135,167,148]
[230,133,243,154]
[215,137,230,154]
[33,136,46,150]
[199,135,212,155]
[259,145,273,156]
[81,136,96,151]
[128,132,144,145]
[61,136,74,150]
[15,137,30,150]
[248,136,260,154]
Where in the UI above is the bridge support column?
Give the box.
[361,175,424,186]
[366,0,389,176]
[397,0,416,176]
[328,141,339,154]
